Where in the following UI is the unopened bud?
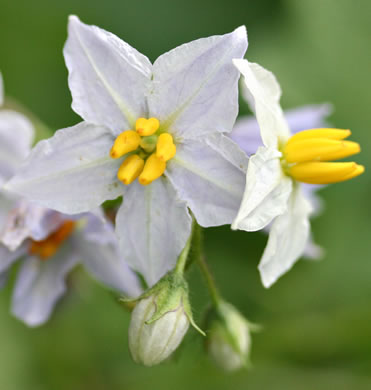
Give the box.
[129,296,189,366]
[128,271,204,366]
[205,301,253,371]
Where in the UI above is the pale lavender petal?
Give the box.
[11,249,79,327]
[0,109,34,185]
[285,104,333,134]
[1,200,66,251]
[74,213,142,297]
[5,122,126,214]
[149,26,247,139]
[167,134,247,227]
[116,179,192,287]
[229,116,263,156]
[65,15,152,133]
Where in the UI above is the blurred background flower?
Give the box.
[0,0,370,389]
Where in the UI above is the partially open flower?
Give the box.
[205,301,252,372]
[232,59,365,288]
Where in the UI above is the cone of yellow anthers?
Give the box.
[109,117,177,186]
[282,128,364,184]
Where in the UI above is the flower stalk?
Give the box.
[191,221,221,307]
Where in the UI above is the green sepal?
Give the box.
[122,269,205,336]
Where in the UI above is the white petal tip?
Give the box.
[234,25,247,38]
[68,15,80,24]
[260,274,275,289]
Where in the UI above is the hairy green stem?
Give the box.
[174,230,192,275]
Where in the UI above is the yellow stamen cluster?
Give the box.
[282,128,364,184]
[29,220,76,260]
[110,118,176,186]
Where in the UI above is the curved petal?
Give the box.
[149,26,247,139]
[64,15,152,133]
[74,213,142,297]
[116,179,192,287]
[232,146,292,232]
[233,59,290,147]
[1,200,66,251]
[5,122,125,214]
[11,249,79,327]
[258,187,313,288]
[167,134,247,227]
[0,109,34,185]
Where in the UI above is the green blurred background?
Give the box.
[1,0,370,388]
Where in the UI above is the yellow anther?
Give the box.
[283,138,361,163]
[136,117,160,136]
[287,128,351,144]
[156,133,176,162]
[117,154,145,185]
[337,164,365,182]
[138,153,166,186]
[110,130,141,159]
[289,162,361,184]
[29,220,76,260]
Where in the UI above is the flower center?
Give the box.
[109,118,176,186]
[29,220,76,260]
[281,128,364,184]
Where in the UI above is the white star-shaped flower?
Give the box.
[232,59,364,288]
[5,16,248,286]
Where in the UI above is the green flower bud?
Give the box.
[128,271,204,366]
[205,301,253,372]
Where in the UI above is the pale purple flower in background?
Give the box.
[0,205,142,327]
[5,16,248,287]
